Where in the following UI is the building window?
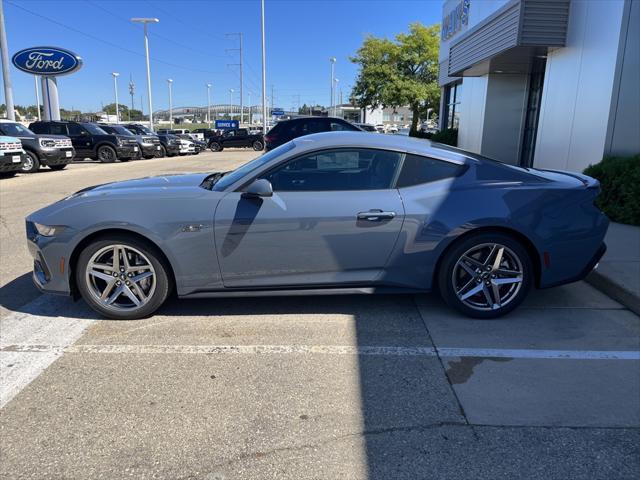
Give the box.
[444,81,462,129]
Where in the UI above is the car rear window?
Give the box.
[396,154,465,188]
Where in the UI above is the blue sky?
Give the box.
[2,0,441,112]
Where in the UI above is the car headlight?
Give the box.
[117,138,124,146]
[39,138,57,149]
[33,222,66,237]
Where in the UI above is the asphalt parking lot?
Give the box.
[1,151,639,479]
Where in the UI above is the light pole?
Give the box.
[334,78,339,117]
[261,0,267,138]
[112,72,120,123]
[206,83,212,128]
[167,78,173,127]
[229,89,234,119]
[329,57,336,117]
[0,0,15,120]
[128,75,135,121]
[131,17,159,131]
[247,92,251,125]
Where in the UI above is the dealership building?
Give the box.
[438,0,639,172]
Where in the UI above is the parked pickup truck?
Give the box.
[0,135,27,177]
[208,128,264,152]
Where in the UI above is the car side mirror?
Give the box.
[242,179,273,198]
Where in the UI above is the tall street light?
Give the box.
[167,78,173,127]
[111,72,120,123]
[247,92,252,125]
[334,78,339,117]
[261,0,267,138]
[131,17,159,131]
[206,83,212,128]
[329,57,336,117]
[229,89,234,119]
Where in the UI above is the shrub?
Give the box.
[583,154,640,226]
[429,128,458,146]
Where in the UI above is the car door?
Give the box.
[65,123,92,156]
[213,148,405,288]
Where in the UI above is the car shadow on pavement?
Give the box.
[0,272,42,313]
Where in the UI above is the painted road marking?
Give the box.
[2,343,639,360]
[0,296,95,409]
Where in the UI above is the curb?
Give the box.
[586,270,640,317]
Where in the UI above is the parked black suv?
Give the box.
[29,121,138,163]
[99,124,162,159]
[123,124,180,157]
[264,117,362,150]
[208,128,264,152]
[0,120,74,173]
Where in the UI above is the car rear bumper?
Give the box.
[0,152,26,172]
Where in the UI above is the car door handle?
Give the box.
[357,210,396,221]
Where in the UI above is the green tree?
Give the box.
[350,22,441,136]
[103,103,130,116]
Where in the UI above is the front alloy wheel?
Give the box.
[97,145,117,163]
[77,236,171,319]
[21,151,40,173]
[438,233,532,318]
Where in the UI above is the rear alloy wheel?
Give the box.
[252,140,264,151]
[97,145,117,163]
[76,236,171,319]
[438,233,532,318]
[21,151,40,173]
[209,142,222,152]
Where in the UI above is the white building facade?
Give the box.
[438,0,639,172]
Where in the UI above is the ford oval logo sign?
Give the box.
[12,47,83,76]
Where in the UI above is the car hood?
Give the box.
[71,173,212,195]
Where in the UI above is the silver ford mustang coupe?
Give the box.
[26,132,608,320]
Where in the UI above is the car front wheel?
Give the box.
[76,235,171,320]
[209,142,222,152]
[97,145,117,163]
[252,140,264,151]
[437,232,533,319]
[21,151,40,173]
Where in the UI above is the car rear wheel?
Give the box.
[159,145,167,157]
[252,140,264,151]
[209,142,222,152]
[49,164,67,171]
[437,232,533,319]
[76,235,171,320]
[97,145,117,163]
[21,151,40,173]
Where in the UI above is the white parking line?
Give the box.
[2,343,639,360]
[0,296,95,409]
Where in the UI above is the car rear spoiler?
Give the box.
[538,169,600,190]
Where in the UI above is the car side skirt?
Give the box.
[179,285,428,299]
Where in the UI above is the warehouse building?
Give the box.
[438,0,639,172]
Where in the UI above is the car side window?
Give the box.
[330,121,355,131]
[263,149,402,192]
[49,124,67,135]
[396,154,465,188]
[67,124,85,136]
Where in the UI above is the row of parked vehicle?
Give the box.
[0,120,205,177]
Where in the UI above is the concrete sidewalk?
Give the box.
[587,222,640,315]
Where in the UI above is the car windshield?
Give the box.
[110,126,135,136]
[84,124,108,135]
[0,122,35,136]
[208,142,296,191]
[135,125,154,135]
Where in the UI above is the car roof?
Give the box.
[288,131,472,165]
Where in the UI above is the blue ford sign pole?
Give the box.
[12,46,83,121]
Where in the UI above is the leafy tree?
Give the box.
[350,22,441,136]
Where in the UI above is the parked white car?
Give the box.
[0,135,27,177]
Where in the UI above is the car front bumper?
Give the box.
[0,152,26,172]
[116,144,139,159]
[141,143,163,157]
[40,147,75,165]
[26,221,74,296]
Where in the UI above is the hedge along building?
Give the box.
[438,0,639,172]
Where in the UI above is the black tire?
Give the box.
[252,140,264,151]
[75,234,172,320]
[159,145,167,157]
[49,164,67,171]
[209,142,222,152]
[437,232,533,319]
[21,150,40,173]
[97,145,117,163]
